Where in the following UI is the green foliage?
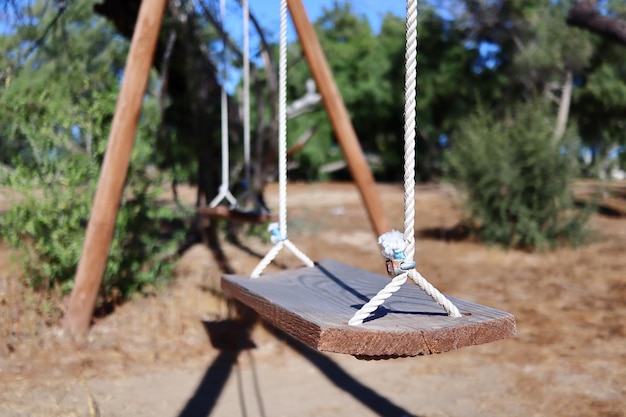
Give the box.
[573,50,626,165]
[2,177,93,293]
[285,3,488,180]
[0,0,179,301]
[455,0,626,174]
[286,2,388,180]
[447,101,591,250]
[3,0,625,286]
[513,3,593,84]
[2,161,180,298]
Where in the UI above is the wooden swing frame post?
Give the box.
[287,0,391,237]
[64,0,391,335]
[63,0,168,336]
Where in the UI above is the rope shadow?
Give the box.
[417,223,471,242]
[176,349,240,417]
[271,326,422,417]
[315,262,371,303]
[316,263,448,322]
[176,320,264,417]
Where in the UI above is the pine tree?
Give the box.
[447,101,591,250]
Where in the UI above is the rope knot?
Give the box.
[378,230,416,276]
[268,222,286,243]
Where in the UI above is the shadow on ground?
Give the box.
[418,223,471,242]
[176,318,420,417]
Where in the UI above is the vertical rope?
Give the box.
[220,0,229,190]
[403,0,417,262]
[219,88,229,189]
[250,0,313,278]
[210,0,236,207]
[349,0,461,325]
[236,0,264,212]
[242,0,251,187]
[277,0,288,240]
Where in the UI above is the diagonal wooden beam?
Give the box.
[63,0,168,336]
[287,0,391,237]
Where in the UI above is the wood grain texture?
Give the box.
[222,259,517,358]
[198,206,278,224]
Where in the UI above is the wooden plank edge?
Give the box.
[223,274,517,358]
[198,206,278,224]
[222,275,324,349]
[317,312,517,358]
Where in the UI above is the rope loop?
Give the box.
[378,230,415,276]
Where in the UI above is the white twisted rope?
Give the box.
[251,240,284,278]
[242,0,251,187]
[403,0,417,263]
[283,240,314,267]
[250,0,314,278]
[235,0,268,212]
[348,0,461,326]
[408,269,461,317]
[210,0,236,208]
[277,0,288,240]
[348,273,408,326]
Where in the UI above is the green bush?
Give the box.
[0,91,180,303]
[1,145,180,300]
[0,0,181,306]
[446,101,591,250]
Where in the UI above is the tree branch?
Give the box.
[567,0,626,46]
[197,0,243,60]
[237,0,277,95]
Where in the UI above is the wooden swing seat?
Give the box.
[198,205,278,224]
[222,259,517,359]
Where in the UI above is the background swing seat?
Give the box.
[222,259,517,358]
[198,205,278,224]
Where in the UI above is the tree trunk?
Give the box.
[553,71,573,143]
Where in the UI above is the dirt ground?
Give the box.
[0,181,624,417]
